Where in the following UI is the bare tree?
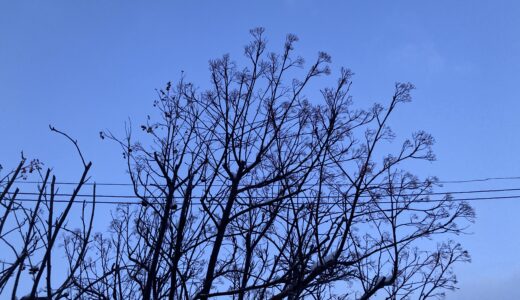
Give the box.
[80,28,473,300]
[1,28,473,300]
[0,128,96,300]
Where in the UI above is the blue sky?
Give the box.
[1,1,520,298]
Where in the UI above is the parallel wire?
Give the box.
[4,176,520,205]
[5,187,520,200]
[9,175,520,187]
[4,194,520,206]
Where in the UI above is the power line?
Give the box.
[4,194,520,206]
[8,175,520,187]
[7,187,520,200]
[439,176,520,184]
[5,177,520,206]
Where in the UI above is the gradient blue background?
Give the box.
[1,1,519,298]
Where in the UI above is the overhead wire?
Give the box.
[4,193,520,206]
[7,187,520,199]
[4,176,520,206]
[8,175,520,187]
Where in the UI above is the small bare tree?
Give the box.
[0,128,96,300]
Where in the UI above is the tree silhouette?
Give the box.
[0,28,473,299]
[0,132,95,300]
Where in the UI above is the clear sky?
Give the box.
[1,1,520,299]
